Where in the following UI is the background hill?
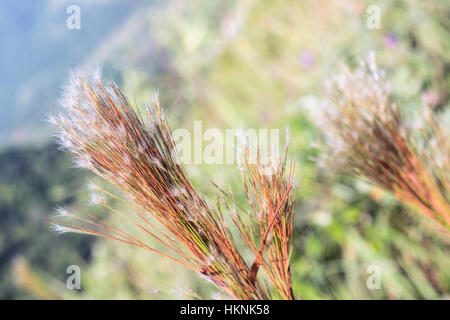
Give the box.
[0,0,154,146]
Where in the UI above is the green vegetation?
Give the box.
[1,0,449,299]
[0,144,94,299]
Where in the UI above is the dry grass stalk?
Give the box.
[217,145,296,299]
[315,53,450,232]
[50,71,296,299]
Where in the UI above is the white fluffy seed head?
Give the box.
[74,156,92,169]
[89,193,105,206]
[54,207,71,217]
[57,133,74,150]
[49,223,71,234]
[47,115,59,126]
[91,66,102,82]
[204,254,215,266]
[86,182,100,191]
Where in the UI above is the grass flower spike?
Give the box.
[316,53,450,232]
[233,147,296,299]
[51,71,296,299]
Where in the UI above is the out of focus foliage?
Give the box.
[0,145,94,299]
[2,0,449,299]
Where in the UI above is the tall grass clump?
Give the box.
[314,53,450,232]
[49,71,296,299]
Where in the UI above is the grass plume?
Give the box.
[50,71,296,299]
[314,53,450,232]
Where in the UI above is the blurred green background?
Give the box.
[0,0,449,299]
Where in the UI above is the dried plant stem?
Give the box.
[50,71,297,300]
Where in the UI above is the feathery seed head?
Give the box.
[89,193,106,206]
[53,207,71,218]
[49,223,72,234]
[50,71,286,300]
[315,54,450,231]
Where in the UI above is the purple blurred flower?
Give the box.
[421,90,442,108]
[299,50,315,69]
[383,33,399,48]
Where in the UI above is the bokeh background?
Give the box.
[1,0,449,299]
